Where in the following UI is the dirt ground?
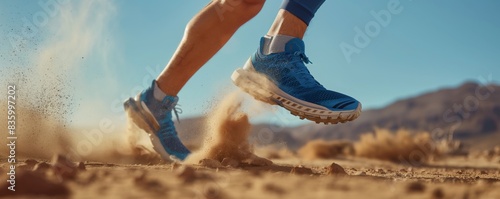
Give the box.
[1,90,499,199]
[1,154,499,199]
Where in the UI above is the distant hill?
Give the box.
[286,82,500,148]
[178,82,500,150]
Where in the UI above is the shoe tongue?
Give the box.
[161,95,178,109]
[284,38,305,53]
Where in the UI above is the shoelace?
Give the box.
[290,51,322,87]
[161,98,182,123]
[173,105,182,123]
[294,51,312,64]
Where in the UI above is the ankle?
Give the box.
[153,80,177,101]
[267,10,307,39]
[155,78,179,97]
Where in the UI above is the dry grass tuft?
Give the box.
[354,128,436,163]
[298,140,354,160]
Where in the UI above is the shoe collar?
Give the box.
[259,36,306,54]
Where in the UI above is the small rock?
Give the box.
[221,158,239,168]
[406,181,426,193]
[290,166,313,175]
[199,159,223,168]
[25,159,38,167]
[432,188,445,199]
[51,154,78,180]
[326,162,347,175]
[78,162,86,171]
[176,166,197,183]
[33,162,52,172]
[479,170,487,175]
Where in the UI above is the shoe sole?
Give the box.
[123,97,174,161]
[231,59,362,125]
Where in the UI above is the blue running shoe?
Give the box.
[232,37,362,124]
[123,81,190,160]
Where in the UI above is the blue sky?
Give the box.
[1,0,500,127]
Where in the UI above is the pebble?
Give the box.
[25,159,38,167]
[78,162,86,171]
[326,162,347,175]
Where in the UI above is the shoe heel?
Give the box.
[242,57,255,71]
[231,69,277,105]
[123,98,134,110]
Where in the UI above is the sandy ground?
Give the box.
[1,89,499,199]
[1,154,499,199]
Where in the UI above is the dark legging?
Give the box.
[281,0,326,25]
